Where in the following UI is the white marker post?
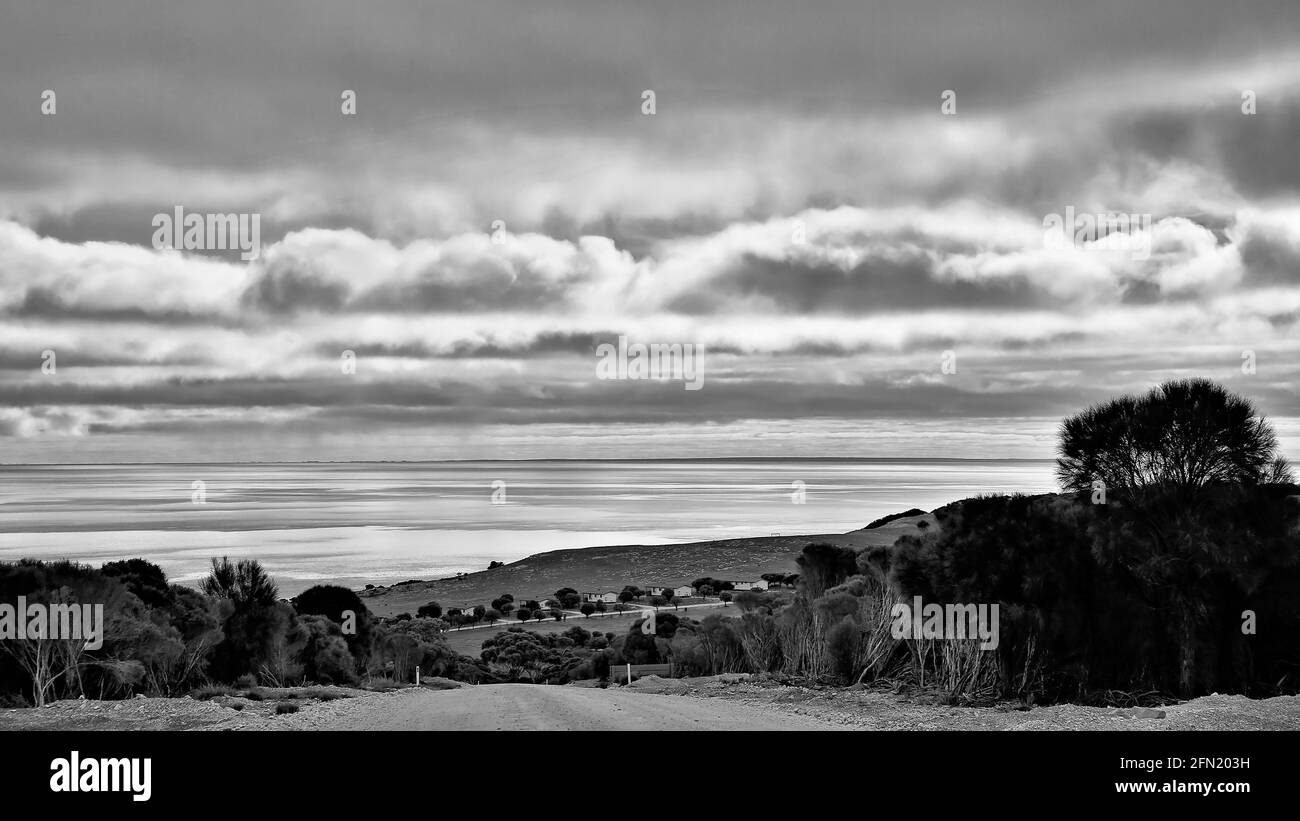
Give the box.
[626,663,632,685]
[416,668,420,686]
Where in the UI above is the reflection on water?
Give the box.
[0,460,1056,596]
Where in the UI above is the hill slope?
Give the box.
[359,514,933,617]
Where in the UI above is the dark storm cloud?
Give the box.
[351,268,577,313]
[238,265,351,314]
[317,332,618,360]
[43,374,1095,430]
[4,1,1299,229]
[1238,221,1300,287]
[5,0,1297,145]
[0,377,468,409]
[668,251,1053,315]
[0,348,208,371]
[3,1,1300,460]
[1110,91,1300,201]
[9,286,226,325]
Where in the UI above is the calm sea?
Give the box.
[0,460,1057,596]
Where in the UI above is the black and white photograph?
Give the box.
[0,0,1296,804]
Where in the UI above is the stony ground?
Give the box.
[2,676,1296,731]
[620,675,1300,730]
[0,685,373,731]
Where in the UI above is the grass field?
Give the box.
[438,602,740,655]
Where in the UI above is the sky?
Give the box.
[1,0,1298,463]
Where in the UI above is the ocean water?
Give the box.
[0,460,1057,596]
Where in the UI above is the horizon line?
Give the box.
[0,456,1059,467]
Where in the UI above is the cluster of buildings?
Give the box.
[580,579,769,604]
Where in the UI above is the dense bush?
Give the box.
[0,556,482,705]
[652,381,1300,704]
[0,559,231,704]
[294,584,374,671]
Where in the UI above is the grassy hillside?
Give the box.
[437,601,739,655]
[358,514,933,617]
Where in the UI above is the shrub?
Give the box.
[190,685,236,701]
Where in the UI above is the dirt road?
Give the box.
[276,684,846,731]
[5,683,1297,731]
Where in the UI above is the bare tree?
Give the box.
[0,590,94,707]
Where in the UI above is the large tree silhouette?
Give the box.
[1057,378,1292,505]
[1057,379,1296,696]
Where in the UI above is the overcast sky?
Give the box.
[2,0,1298,462]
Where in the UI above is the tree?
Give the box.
[101,559,171,608]
[733,590,773,613]
[201,557,295,683]
[381,633,422,683]
[293,614,357,685]
[1052,381,1300,697]
[484,608,502,624]
[562,626,592,646]
[719,591,733,606]
[580,603,596,618]
[417,601,442,619]
[554,587,582,609]
[154,584,228,694]
[550,608,564,621]
[201,557,279,607]
[1057,378,1293,506]
[294,584,374,669]
[595,600,607,613]
[480,631,556,682]
[295,585,366,621]
[617,590,636,604]
[0,563,144,705]
[796,542,859,599]
[622,625,661,664]
[490,594,514,611]
[516,608,533,622]
[533,609,547,622]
